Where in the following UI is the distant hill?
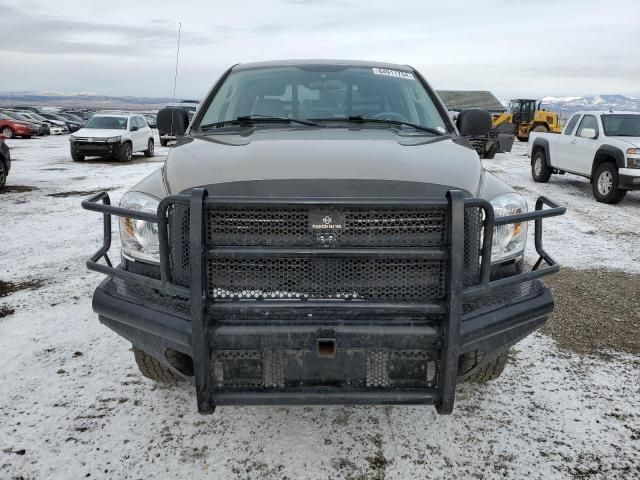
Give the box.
[0,91,177,111]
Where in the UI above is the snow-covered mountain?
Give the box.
[538,95,639,114]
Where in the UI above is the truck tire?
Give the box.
[133,347,182,383]
[71,153,85,162]
[119,142,133,162]
[143,138,154,157]
[532,150,552,182]
[592,162,627,204]
[483,143,498,159]
[458,350,509,383]
[0,160,6,190]
[532,124,549,133]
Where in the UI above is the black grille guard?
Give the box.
[82,189,565,414]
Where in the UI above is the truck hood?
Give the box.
[609,136,640,148]
[164,128,483,196]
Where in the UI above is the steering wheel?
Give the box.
[370,112,409,122]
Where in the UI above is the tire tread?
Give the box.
[133,347,181,383]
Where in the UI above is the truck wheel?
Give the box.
[119,142,133,162]
[532,124,549,133]
[0,161,6,190]
[160,138,168,147]
[71,153,85,162]
[1,127,14,139]
[532,150,552,182]
[143,138,154,157]
[458,350,509,383]
[592,162,627,204]
[483,144,498,159]
[133,347,182,383]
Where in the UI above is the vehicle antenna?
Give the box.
[169,22,182,142]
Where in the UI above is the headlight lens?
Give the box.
[627,148,640,168]
[490,193,528,263]
[69,135,76,142]
[106,136,122,143]
[119,192,160,263]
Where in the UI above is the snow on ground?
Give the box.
[0,135,638,480]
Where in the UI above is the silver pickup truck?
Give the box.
[82,59,565,415]
[529,111,640,203]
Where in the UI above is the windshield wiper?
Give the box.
[199,115,322,131]
[309,115,446,135]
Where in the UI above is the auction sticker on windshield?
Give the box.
[372,68,415,80]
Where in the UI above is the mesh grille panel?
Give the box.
[207,257,445,301]
[168,204,191,286]
[464,206,483,287]
[206,205,448,247]
[167,202,485,297]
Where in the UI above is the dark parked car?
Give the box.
[0,112,35,139]
[39,113,81,132]
[64,110,95,121]
[83,60,565,415]
[0,135,10,189]
[58,112,85,124]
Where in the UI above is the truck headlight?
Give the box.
[107,136,122,143]
[627,148,640,168]
[119,192,160,263]
[490,193,528,263]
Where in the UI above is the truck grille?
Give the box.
[167,202,482,302]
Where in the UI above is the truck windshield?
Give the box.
[197,65,451,133]
[602,114,640,137]
[84,116,128,130]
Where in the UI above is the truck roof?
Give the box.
[233,59,413,72]
[571,110,640,116]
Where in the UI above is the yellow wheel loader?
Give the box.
[492,99,562,142]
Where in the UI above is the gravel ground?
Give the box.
[543,268,640,356]
[0,135,639,479]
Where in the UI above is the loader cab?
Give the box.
[509,99,537,125]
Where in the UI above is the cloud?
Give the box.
[0,2,207,57]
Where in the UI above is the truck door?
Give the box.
[552,114,581,169]
[566,115,600,175]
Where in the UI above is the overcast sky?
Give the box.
[1,0,639,99]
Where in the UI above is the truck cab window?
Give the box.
[564,114,580,135]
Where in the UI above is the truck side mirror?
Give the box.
[456,108,492,136]
[578,128,597,139]
[157,107,189,137]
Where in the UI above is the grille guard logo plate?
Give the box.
[309,211,346,231]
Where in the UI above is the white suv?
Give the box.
[69,114,154,162]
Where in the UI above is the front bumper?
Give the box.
[94,274,553,406]
[72,141,121,156]
[619,168,640,190]
[82,191,565,414]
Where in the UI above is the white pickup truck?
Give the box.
[528,111,640,203]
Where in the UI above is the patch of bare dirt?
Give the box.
[0,305,15,318]
[47,189,105,198]
[0,185,37,193]
[542,268,640,355]
[0,279,45,298]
